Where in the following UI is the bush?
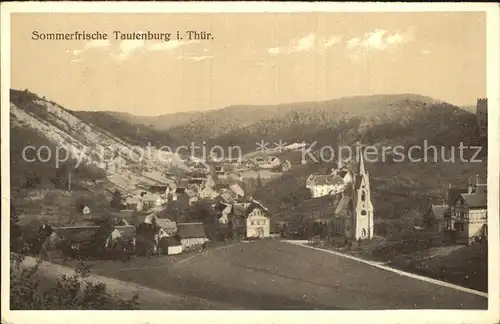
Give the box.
[10,206,139,309]
[10,254,140,310]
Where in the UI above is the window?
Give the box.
[361,192,366,202]
[362,229,367,237]
[361,210,367,216]
[251,221,255,226]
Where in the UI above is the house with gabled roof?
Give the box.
[306,174,346,198]
[45,224,136,256]
[245,198,270,238]
[156,218,177,235]
[424,203,450,232]
[449,176,487,244]
[281,160,292,172]
[177,222,209,250]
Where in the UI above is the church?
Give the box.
[332,141,374,240]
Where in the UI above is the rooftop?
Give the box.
[430,204,450,219]
[308,174,344,186]
[177,222,206,238]
[461,193,487,209]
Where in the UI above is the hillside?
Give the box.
[105,110,203,131]
[72,111,180,146]
[89,94,482,155]
[208,96,482,153]
[10,89,486,227]
[10,89,191,224]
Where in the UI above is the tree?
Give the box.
[10,256,139,310]
[25,172,41,189]
[10,204,23,253]
[110,190,123,210]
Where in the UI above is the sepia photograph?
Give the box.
[1,2,499,324]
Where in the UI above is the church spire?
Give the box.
[356,140,366,175]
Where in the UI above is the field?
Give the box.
[52,239,486,310]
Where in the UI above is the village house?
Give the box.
[44,226,100,254]
[332,141,374,241]
[245,199,271,238]
[243,159,258,170]
[44,224,136,256]
[253,156,265,164]
[81,205,91,215]
[141,192,166,210]
[257,156,281,169]
[219,188,239,205]
[281,160,292,172]
[124,196,143,211]
[215,166,227,180]
[177,222,209,250]
[229,183,245,198]
[199,187,218,199]
[448,176,487,244]
[424,203,449,232]
[188,161,211,174]
[306,174,346,198]
[156,218,178,235]
[160,236,183,255]
[104,225,136,251]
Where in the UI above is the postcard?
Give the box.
[1,2,499,324]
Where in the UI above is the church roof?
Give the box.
[334,195,353,217]
[460,193,487,209]
[309,174,344,186]
[431,204,450,219]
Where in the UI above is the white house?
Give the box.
[281,160,292,172]
[81,206,91,215]
[449,178,487,244]
[245,200,270,238]
[142,193,165,209]
[256,156,281,169]
[306,174,346,198]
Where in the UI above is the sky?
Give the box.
[11,12,486,116]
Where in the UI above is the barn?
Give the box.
[177,222,209,251]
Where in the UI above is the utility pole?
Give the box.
[68,171,72,192]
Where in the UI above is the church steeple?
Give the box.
[356,140,366,176]
[351,139,374,240]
